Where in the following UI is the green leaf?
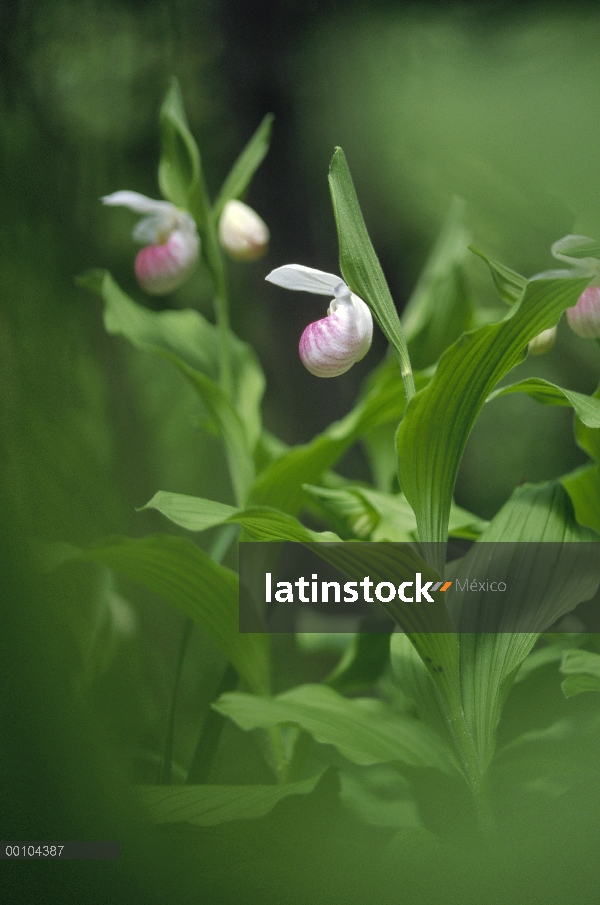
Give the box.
[304,483,487,542]
[249,357,429,515]
[142,491,341,542]
[156,78,227,312]
[79,269,261,503]
[513,644,567,685]
[143,502,460,767]
[562,464,600,534]
[573,380,600,462]
[396,266,590,549]
[496,719,575,758]
[402,197,474,369]
[452,481,600,770]
[390,633,451,742]
[551,234,600,265]
[212,114,274,220]
[470,246,527,305]
[136,773,322,826]
[77,534,270,694]
[560,649,600,697]
[363,420,400,493]
[328,148,413,392]
[325,632,391,693]
[158,77,201,213]
[488,378,600,427]
[214,684,456,774]
[339,768,422,829]
[307,543,463,724]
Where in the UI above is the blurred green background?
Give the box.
[3,1,600,901]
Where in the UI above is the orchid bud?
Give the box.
[102,191,199,295]
[528,325,557,356]
[219,200,269,262]
[265,264,373,377]
[565,287,600,339]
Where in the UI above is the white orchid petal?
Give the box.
[266,264,345,297]
[132,213,178,245]
[101,191,176,217]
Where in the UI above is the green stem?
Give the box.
[442,688,495,833]
[158,616,194,785]
[401,361,416,402]
[192,176,233,398]
[158,525,238,785]
[186,662,238,783]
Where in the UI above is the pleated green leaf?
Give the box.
[488,378,600,427]
[396,266,590,549]
[79,269,263,503]
[304,483,487,542]
[79,534,270,694]
[214,684,456,775]
[560,649,600,697]
[249,357,429,515]
[328,148,413,388]
[142,491,340,542]
[452,481,600,771]
[212,114,274,220]
[137,773,321,826]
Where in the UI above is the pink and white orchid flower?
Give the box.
[102,191,199,295]
[266,264,373,377]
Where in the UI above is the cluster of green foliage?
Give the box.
[67,79,600,852]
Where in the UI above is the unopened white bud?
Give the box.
[219,200,269,262]
[528,325,556,356]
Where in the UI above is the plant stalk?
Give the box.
[158,525,238,785]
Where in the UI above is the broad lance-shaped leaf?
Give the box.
[143,491,462,712]
[76,534,270,694]
[158,77,201,215]
[448,481,600,772]
[142,491,340,542]
[487,378,600,427]
[402,197,474,370]
[136,773,322,827]
[328,148,413,394]
[213,684,457,775]
[212,114,274,220]
[79,269,263,503]
[249,357,430,515]
[560,649,600,697]
[396,261,590,551]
